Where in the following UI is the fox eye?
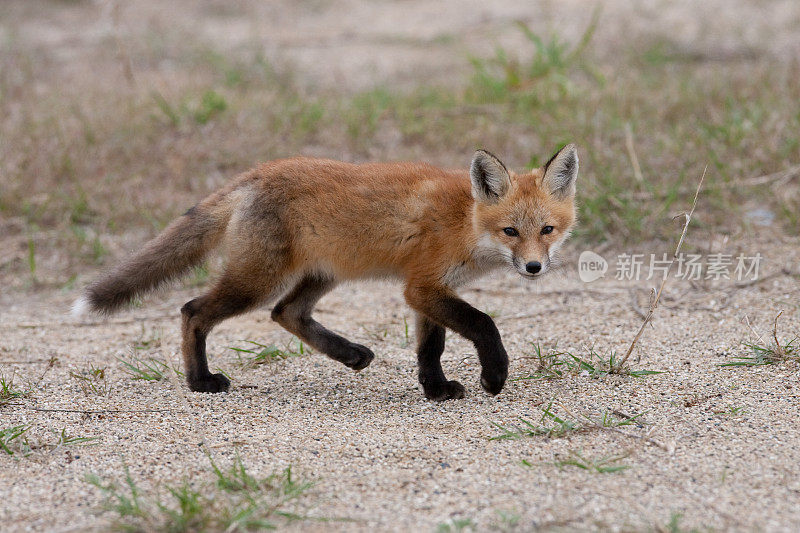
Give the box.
[541,225,554,235]
[503,227,519,237]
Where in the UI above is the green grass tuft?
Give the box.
[720,338,799,367]
[193,89,228,124]
[513,343,662,381]
[491,402,648,441]
[87,455,319,531]
[656,512,701,533]
[436,517,476,532]
[117,353,172,381]
[0,375,27,407]
[546,449,630,474]
[229,339,306,367]
[0,425,30,456]
[468,9,602,105]
[55,428,100,447]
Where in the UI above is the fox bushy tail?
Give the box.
[74,200,231,316]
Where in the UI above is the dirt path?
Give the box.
[2,236,800,531]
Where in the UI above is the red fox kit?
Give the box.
[75,145,578,400]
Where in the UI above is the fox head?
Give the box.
[470,144,578,279]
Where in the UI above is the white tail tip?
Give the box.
[71,296,91,318]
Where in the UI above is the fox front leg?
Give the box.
[415,314,466,401]
[405,285,509,397]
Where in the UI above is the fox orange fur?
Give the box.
[75,145,579,400]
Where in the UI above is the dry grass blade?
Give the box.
[625,164,800,200]
[723,311,798,367]
[772,310,786,359]
[743,314,768,346]
[558,403,670,452]
[611,166,707,373]
[624,123,644,183]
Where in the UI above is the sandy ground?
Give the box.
[3,1,800,531]
[2,234,800,531]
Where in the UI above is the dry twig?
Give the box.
[611,167,706,373]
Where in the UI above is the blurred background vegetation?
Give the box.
[1,0,798,289]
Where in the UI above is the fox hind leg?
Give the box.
[181,262,287,393]
[415,314,465,401]
[271,274,374,371]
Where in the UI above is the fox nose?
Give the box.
[525,261,542,274]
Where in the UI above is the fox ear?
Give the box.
[470,150,511,204]
[542,144,579,198]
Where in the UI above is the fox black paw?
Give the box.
[424,380,466,401]
[188,373,230,393]
[480,373,506,395]
[343,343,375,371]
